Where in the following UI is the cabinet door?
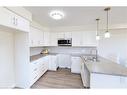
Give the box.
[48,55,58,71]
[0,7,30,32]
[29,27,44,47]
[57,32,72,39]
[71,57,81,73]
[15,14,30,32]
[43,31,50,46]
[72,32,83,46]
[90,73,121,88]
[119,76,127,88]
[64,32,72,38]
[82,31,97,46]
[50,32,58,46]
[29,27,38,47]
[0,7,15,28]
[57,32,64,39]
[38,30,44,46]
[57,54,71,68]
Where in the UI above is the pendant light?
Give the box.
[104,7,111,38]
[96,18,100,40]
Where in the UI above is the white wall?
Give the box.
[0,31,15,88]
[98,29,127,66]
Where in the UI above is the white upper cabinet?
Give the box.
[57,32,65,39]
[0,7,30,32]
[50,32,58,46]
[72,31,83,46]
[64,32,72,38]
[57,32,72,39]
[29,27,44,47]
[72,31,97,46]
[15,14,30,32]
[29,27,51,47]
[43,31,50,46]
[82,31,97,46]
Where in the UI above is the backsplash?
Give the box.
[30,46,97,56]
[46,46,97,55]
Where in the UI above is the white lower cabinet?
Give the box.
[57,54,71,68]
[71,57,81,73]
[29,56,49,87]
[90,73,127,88]
[48,55,58,71]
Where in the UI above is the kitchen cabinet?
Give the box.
[48,55,58,71]
[64,32,72,38]
[43,31,50,46]
[57,54,71,68]
[29,56,49,87]
[90,73,127,88]
[57,32,65,39]
[30,27,51,47]
[0,7,30,32]
[0,31,15,88]
[72,31,83,46]
[29,27,44,47]
[119,76,127,88]
[72,31,97,46]
[57,32,72,39]
[82,31,97,46]
[71,56,82,73]
[50,32,58,46]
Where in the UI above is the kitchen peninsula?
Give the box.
[81,56,127,88]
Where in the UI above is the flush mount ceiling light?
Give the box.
[49,10,64,20]
[96,18,100,40]
[104,7,111,38]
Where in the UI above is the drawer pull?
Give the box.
[34,68,37,71]
[33,62,38,64]
[34,75,38,79]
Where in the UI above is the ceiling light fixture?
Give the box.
[104,7,111,38]
[96,18,100,40]
[49,10,64,20]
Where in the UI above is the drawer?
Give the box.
[30,74,39,86]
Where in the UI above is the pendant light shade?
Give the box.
[104,7,111,38]
[96,35,100,40]
[105,31,110,38]
[96,18,100,40]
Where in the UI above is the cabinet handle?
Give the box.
[13,17,15,25]
[33,62,38,64]
[15,18,18,26]
[34,68,37,71]
[34,75,38,79]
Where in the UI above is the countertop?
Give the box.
[30,53,57,62]
[30,53,96,62]
[81,56,127,76]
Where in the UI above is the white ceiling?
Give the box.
[25,7,127,28]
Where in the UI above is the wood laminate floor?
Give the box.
[31,68,84,89]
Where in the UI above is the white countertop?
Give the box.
[30,53,57,62]
[81,56,127,76]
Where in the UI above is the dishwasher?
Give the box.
[81,61,90,88]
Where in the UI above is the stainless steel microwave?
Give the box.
[58,38,72,46]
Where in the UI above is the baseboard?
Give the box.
[0,84,16,89]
